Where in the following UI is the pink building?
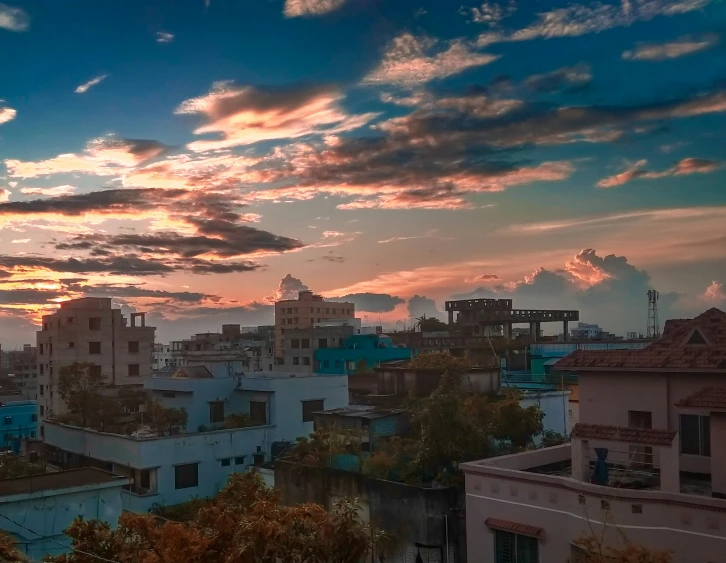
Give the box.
[462,308,726,562]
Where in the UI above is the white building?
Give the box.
[570,322,603,340]
[152,342,174,371]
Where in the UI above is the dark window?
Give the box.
[220,458,231,467]
[31,414,37,422]
[40,406,44,416]
[4,417,11,425]
[628,410,652,429]
[174,463,199,489]
[292,357,300,365]
[234,456,245,465]
[302,399,324,422]
[323,360,329,368]
[250,401,267,425]
[49,343,53,354]
[253,453,264,464]
[68,342,75,349]
[318,338,328,348]
[39,364,44,376]
[89,342,101,354]
[680,414,710,456]
[89,318,101,330]
[209,401,224,423]
[39,344,43,355]
[335,360,342,368]
[140,470,150,490]
[30,431,35,438]
[301,339,310,348]
[128,341,140,354]
[67,317,74,324]
[128,364,140,377]
[90,365,102,378]
[291,339,300,348]
[687,329,707,345]
[40,427,44,439]
[39,386,44,396]
[302,357,310,366]
[494,529,539,563]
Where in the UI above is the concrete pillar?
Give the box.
[710,413,726,498]
[504,323,512,341]
[659,440,680,493]
[529,322,538,342]
[572,438,590,482]
[448,310,454,327]
[563,320,569,341]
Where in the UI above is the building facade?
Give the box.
[4,345,38,400]
[0,400,38,450]
[314,334,412,375]
[36,298,155,421]
[274,290,354,360]
[462,307,726,563]
[44,370,349,512]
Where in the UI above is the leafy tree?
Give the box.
[145,399,187,436]
[0,533,26,562]
[222,413,254,429]
[418,317,448,332]
[572,534,672,562]
[45,472,384,563]
[118,387,148,414]
[0,456,46,480]
[57,362,106,427]
[407,352,472,371]
[491,392,544,451]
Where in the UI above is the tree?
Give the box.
[45,472,384,563]
[572,534,672,562]
[407,352,472,372]
[491,392,544,451]
[145,399,187,436]
[0,455,46,480]
[0,533,26,562]
[57,362,106,427]
[418,317,448,332]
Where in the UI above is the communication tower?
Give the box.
[647,289,660,339]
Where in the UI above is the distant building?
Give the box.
[44,369,349,512]
[36,297,155,423]
[0,400,38,450]
[569,322,603,339]
[3,345,38,400]
[152,342,173,371]
[274,290,354,361]
[312,405,409,453]
[0,468,129,561]
[462,307,726,563]
[315,333,412,375]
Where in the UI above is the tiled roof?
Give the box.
[571,423,676,447]
[172,366,213,379]
[676,387,726,411]
[556,308,726,372]
[485,518,544,539]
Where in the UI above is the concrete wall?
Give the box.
[0,400,38,448]
[463,448,726,563]
[274,460,463,563]
[520,391,571,438]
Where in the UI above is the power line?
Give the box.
[0,511,119,563]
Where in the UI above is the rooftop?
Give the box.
[0,468,125,496]
[556,308,726,372]
[676,386,726,411]
[313,405,404,420]
[572,423,676,447]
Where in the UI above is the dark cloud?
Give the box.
[407,295,444,320]
[0,288,66,304]
[67,283,211,303]
[524,63,592,93]
[334,292,404,313]
[471,274,500,282]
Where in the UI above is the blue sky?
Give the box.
[0,0,725,345]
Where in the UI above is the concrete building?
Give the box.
[315,333,412,375]
[4,345,39,400]
[36,298,155,421]
[44,369,349,512]
[462,307,726,563]
[0,400,38,450]
[445,298,579,342]
[0,468,129,561]
[570,322,603,340]
[152,342,173,371]
[274,290,354,360]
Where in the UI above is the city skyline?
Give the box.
[1,0,725,345]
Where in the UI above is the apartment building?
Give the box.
[462,307,726,563]
[274,290,354,360]
[37,298,155,421]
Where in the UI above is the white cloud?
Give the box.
[11,238,30,244]
[20,185,78,197]
[702,280,725,304]
[363,33,500,87]
[283,0,346,17]
[0,189,9,202]
[75,74,109,94]
[623,34,719,60]
[156,31,175,43]
[0,102,16,125]
[0,2,29,32]
[466,1,517,26]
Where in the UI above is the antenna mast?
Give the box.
[647,289,660,339]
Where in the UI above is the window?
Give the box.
[628,410,652,429]
[301,338,310,348]
[293,357,300,365]
[49,343,53,354]
[39,343,44,355]
[39,386,44,397]
[235,456,245,465]
[40,427,44,439]
[39,364,44,376]
[302,357,310,366]
[494,530,539,563]
[318,338,328,349]
[291,339,300,348]
[89,317,101,330]
[128,364,140,377]
[68,342,75,349]
[220,458,231,467]
[209,401,224,423]
[31,414,37,422]
[302,399,324,422]
[325,308,330,314]
[40,406,44,416]
[67,317,74,324]
[250,401,267,425]
[89,342,101,354]
[30,431,35,439]
[680,414,710,456]
[174,463,199,489]
[90,365,102,378]
[3,417,11,425]
[140,470,151,490]
[162,392,176,398]
[128,341,140,354]
[253,453,265,464]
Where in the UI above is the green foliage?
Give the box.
[418,317,448,332]
[57,362,107,427]
[222,413,254,429]
[0,455,46,480]
[145,399,188,436]
[407,352,472,372]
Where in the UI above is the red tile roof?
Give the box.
[556,308,726,372]
[676,387,726,411]
[571,423,676,447]
[485,518,544,539]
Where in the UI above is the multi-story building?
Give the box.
[152,342,173,372]
[274,290,354,360]
[36,297,155,422]
[3,345,38,400]
[462,307,726,563]
[0,400,38,449]
[43,365,349,513]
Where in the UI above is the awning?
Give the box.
[485,518,545,539]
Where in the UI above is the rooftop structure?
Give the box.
[445,298,579,342]
[462,307,726,562]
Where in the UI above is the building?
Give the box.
[0,468,129,561]
[44,369,349,513]
[462,307,726,563]
[312,405,409,453]
[274,290,354,360]
[152,342,173,371]
[445,298,579,342]
[36,298,155,421]
[3,345,38,400]
[0,400,38,450]
[315,333,412,375]
[570,322,603,339]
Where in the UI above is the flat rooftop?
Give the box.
[314,405,404,419]
[0,468,122,496]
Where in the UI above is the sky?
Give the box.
[1,0,725,346]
